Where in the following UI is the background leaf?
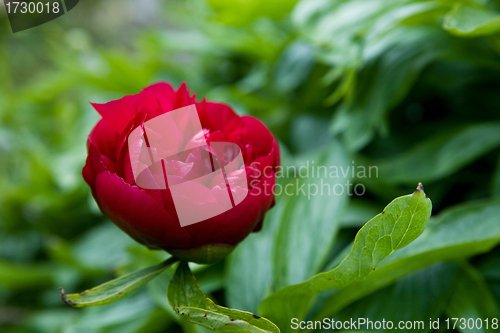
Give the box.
[446,263,500,333]
[333,262,459,333]
[444,3,500,37]
[375,123,500,184]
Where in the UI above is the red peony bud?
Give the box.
[82,82,280,264]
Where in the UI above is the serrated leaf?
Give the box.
[61,257,178,307]
[315,198,500,321]
[168,261,280,333]
[259,184,432,331]
[444,3,500,37]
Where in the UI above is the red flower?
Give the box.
[83,82,279,263]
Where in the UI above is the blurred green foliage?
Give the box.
[1,0,500,332]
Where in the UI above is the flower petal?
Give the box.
[240,116,274,158]
[84,141,191,249]
[88,119,119,161]
[90,94,139,135]
[197,100,240,132]
[94,167,192,250]
[138,82,175,114]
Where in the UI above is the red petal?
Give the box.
[82,143,102,192]
[90,94,139,135]
[240,116,274,158]
[141,82,176,100]
[250,146,277,177]
[94,167,192,250]
[88,119,119,161]
[138,82,175,114]
[174,82,196,109]
[197,101,239,132]
[84,140,192,250]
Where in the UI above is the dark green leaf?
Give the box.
[492,154,500,197]
[333,262,459,333]
[225,207,281,313]
[293,0,450,151]
[446,263,500,333]
[376,123,500,184]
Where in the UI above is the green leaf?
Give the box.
[492,154,500,197]
[444,3,500,37]
[61,291,163,333]
[341,200,382,228]
[208,0,299,26]
[476,247,500,308]
[168,261,280,333]
[72,222,137,271]
[293,0,450,151]
[273,42,315,94]
[60,257,178,307]
[315,198,500,321]
[289,114,330,153]
[225,207,281,314]
[446,263,500,333]
[334,262,459,333]
[376,123,500,184]
[477,247,500,281]
[259,184,432,331]
[272,141,351,291]
[0,260,53,289]
[224,143,295,313]
[226,141,350,313]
